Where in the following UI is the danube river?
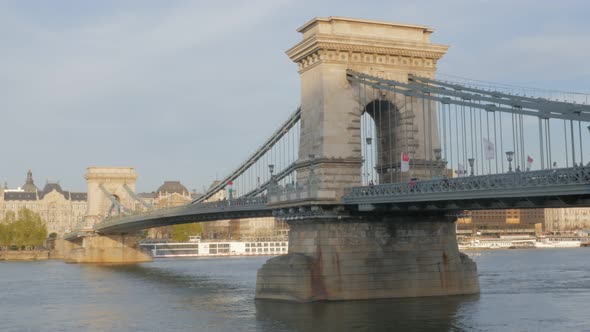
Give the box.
[1,248,589,331]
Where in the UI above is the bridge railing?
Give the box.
[343,166,590,202]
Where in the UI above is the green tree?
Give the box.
[0,211,16,248]
[0,208,47,249]
[171,222,202,242]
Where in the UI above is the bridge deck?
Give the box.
[94,197,271,234]
[64,167,590,238]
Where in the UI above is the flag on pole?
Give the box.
[227,180,233,194]
[401,152,410,172]
[483,138,495,160]
[527,155,533,171]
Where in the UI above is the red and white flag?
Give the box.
[401,152,410,173]
[527,155,533,170]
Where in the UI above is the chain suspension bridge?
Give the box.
[62,17,590,302]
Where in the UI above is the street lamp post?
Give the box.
[506,151,514,172]
[433,148,442,178]
[468,158,475,176]
[268,164,275,194]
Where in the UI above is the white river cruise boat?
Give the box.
[140,236,288,258]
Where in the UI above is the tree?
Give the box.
[171,222,202,242]
[0,211,16,248]
[0,208,47,249]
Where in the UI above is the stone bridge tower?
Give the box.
[63,167,150,264]
[257,17,479,302]
[84,167,137,228]
[287,17,447,202]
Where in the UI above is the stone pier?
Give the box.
[256,212,479,302]
[65,233,152,264]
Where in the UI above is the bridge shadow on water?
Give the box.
[255,294,480,332]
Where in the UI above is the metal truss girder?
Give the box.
[347,71,590,121]
[194,108,301,203]
[347,195,590,212]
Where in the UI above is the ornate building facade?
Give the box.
[545,208,590,232]
[0,170,87,236]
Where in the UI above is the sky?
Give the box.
[1,0,589,193]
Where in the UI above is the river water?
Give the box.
[1,248,589,332]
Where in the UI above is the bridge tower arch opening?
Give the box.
[360,98,403,185]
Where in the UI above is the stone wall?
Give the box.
[0,250,50,261]
[256,214,479,302]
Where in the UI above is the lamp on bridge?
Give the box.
[506,151,514,172]
[468,158,475,176]
[433,148,442,178]
[268,164,277,195]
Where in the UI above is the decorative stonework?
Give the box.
[293,48,442,74]
[287,17,448,75]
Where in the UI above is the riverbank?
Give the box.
[0,250,50,261]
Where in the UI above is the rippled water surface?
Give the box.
[1,249,589,331]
